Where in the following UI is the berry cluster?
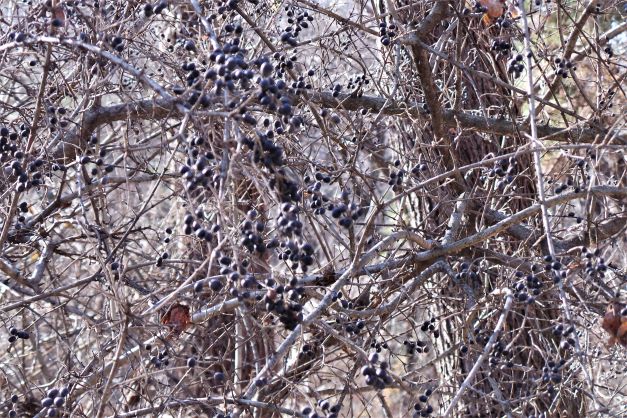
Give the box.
[300,400,341,418]
[549,158,587,194]
[411,162,429,176]
[306,173,331,214]
[421,318,441,339]
[328,200,365,229]
[454,262,480,284]
[6,393,19,418]
[298,342,316,361]
[513,269,544,305]
[370,339,389,353]
[44,105,70,133]
[412,388,435,417]
[387,161,406,189]
[2,128,52,195]
[507,54,525,79]
[275,202,304,237]
[536,357,567,408]
[552,323,577,350]
[581,247,610,281]
[599,88,616,111]
[496,16,513,29]
[345,74,369,97]
[491,40,513,55]
[143,0,168,17]
[179,140,220,194]
[79,135,114,179]
[404,339,431,355]
[361,352,393,390]
[264,280,304,330]
[276,238,315,273]
[209,0,242,19]
[280,6,314,47]
[537,255,565,285]
[481,156,520,193]
[109,35,125,52]
[342,319,366,335]
[603,45,614,58]
[553,57,576,79]
[488,339,516,368]
[187,357,197,368]
[156,228,173,266]
[378,21,397,46]
[470,322,491,346]
[7,326,30,343]
[246,126,287,170]
[147,346,171,369]
[38,386,71,418]
[239,209,267,255]
[182,208,219,240]
[472,2,489,14]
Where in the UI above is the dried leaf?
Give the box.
[601,302,627,348]
[161,303,191,338]
[478,0,505,19]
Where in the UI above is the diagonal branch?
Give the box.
[411,186,627,263]
[443,294,514,417]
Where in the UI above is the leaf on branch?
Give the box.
[161,303,191,339]
[478,0,505,19]
[601,302,627,348]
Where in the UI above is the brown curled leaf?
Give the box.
[161,303,191,338]
[601,302,627,348]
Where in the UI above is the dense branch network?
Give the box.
[0,1,625,418]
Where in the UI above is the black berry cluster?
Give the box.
[553,57,576,79]
[472,2,489,14]
[361,352,392,390]
[512,269,544,304]
[148,347,171,369]
[280,6,314,47]
[7,326,30,343]
[38,386,71,418]
[378,21,396,46]
[412,388,435,417]
[300,400,340,418]
[264,280,304,330]
[404,339,430,355]
[370,339,389,353]
[507,54,525,79]
[552,323,577,350]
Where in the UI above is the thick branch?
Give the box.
[411,186,627,263]
[303,92,621,143]
[409,1,450,154]
[51,98,226,162]
[50,93,622,166]
[557,216,627,251]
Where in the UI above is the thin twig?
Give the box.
[442,294,514,417]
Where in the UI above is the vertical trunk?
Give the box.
[384,1,586,415]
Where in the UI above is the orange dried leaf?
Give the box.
[617,322,627,347]
[602,303,620,334]
[601,302,627,348]
[478,0,505,18]
[507,3,521,18]
[161,303,191,337]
